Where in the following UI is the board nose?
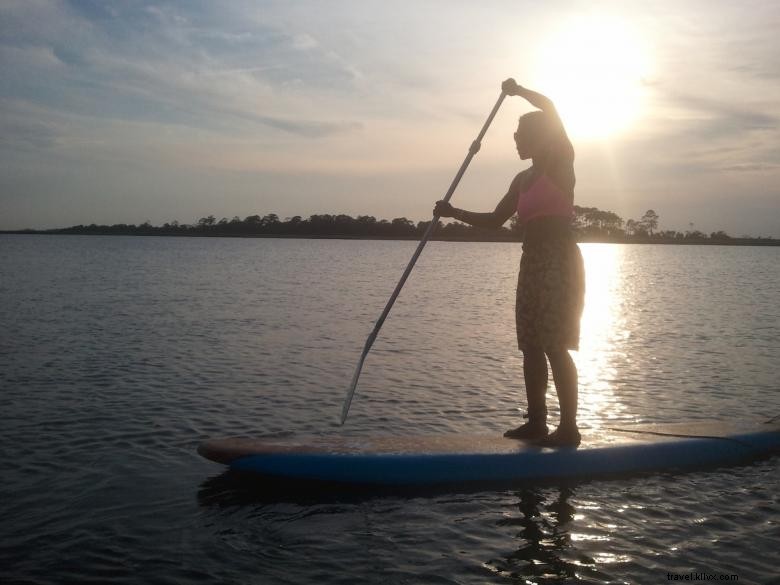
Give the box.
[198,439,236,465]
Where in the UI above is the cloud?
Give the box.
[1,0,366,141]
[1,0,779,234]
[720,162,780,172]
[662,90,777,134]
[619,77,780,182]
[0,114,61,152]
[0,44,63,70]
[252,115,362,138]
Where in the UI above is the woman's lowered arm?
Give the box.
[433,175,522,229]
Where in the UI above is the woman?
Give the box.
[434,78,585,447]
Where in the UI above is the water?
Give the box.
[1,234,778,584]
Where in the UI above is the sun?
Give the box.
[530,15,653,140]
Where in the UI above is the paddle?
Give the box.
[340,89,508,424]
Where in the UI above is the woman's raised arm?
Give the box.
[503,79,570,135]
[502,78,557,116]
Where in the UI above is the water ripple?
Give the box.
[1,235,779,584]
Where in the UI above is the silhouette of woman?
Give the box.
[435,78,585,446]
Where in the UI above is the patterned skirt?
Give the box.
[515,236,585,351]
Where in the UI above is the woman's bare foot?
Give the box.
[503,420,549,440]
[533,425,581,447]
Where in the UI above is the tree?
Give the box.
[509,214,523,235]
[391,217,413,229]
[390,217,415,236]
[416,219,443,235]
[640,209,659,235]
[600,210,624,234]
[198,215,216,227]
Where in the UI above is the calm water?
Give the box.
[1,234,779,584]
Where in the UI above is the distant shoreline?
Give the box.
[5,207,776,246]
[2,230,778,246]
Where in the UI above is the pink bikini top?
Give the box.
[516,173,574,224]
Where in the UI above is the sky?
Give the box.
[1,0,779,236]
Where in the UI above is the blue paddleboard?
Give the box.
[198,421,780,486]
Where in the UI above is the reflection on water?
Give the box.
[198,472,596,584]
[2,236,778,585]
[576,244,632,430]
[197,475,633,585]
[488,486,581,583]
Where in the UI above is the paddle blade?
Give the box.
[340,353,367,425]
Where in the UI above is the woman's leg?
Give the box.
[544,350,580,444]
[504,348,549,438]
[523,347,549,423]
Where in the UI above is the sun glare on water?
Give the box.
[531,15,653,140]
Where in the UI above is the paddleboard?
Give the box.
[198,421,780,486]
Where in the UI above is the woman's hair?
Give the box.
[518,110,556,145]
[518,109,572,172]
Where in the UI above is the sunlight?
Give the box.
[574,244,630,427]
[531,14,653,140]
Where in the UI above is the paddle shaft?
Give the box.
[340,90,508,424]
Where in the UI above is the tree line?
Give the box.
[39,206,765,243]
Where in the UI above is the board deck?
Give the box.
[198,421,780,486]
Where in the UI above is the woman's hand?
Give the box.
[434,200,455,218]
[502,78,525,96]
